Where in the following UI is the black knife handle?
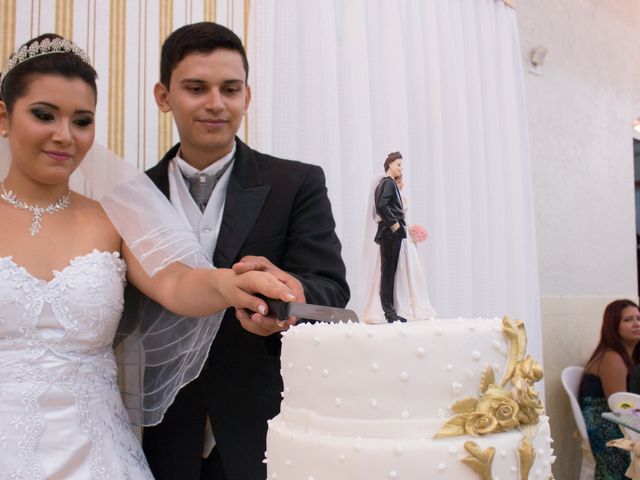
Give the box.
[257,295,290,320]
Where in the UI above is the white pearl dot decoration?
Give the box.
[313,336,321,345]
[500,449,507,457]
[446,364,453,371]
[271,473,277,478]
[471,351,481,361]
[451,382,463,394]
[371,362,380,372]
[399,371,409,382]
[435,328,443,336]
[339,455,346,462]
[284,387,290,393]
[401,410,410,419]
[287,362,293,369]
[448,446,457,454]
[437,463,446,471]
[394,445,404,455]
[537,448,545,455]
[371,398,378,408]
[437,408,446,418]
[510,466,517,472]
[306,365,313,372]
[335,398,342,406]
[416,347,425,358]
[389,471,398,479]
[285,460,291,467]
[322,369,329,377]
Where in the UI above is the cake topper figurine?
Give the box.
[374,152,408,323]
[362,152,436,323]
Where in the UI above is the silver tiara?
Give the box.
[0,37,92,89]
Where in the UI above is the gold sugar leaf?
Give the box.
[515,319,527,361]
[461,441,495,480]
[500,316,519,386]
[518,438,536,480]
[480,366,495,393]
[451,397,478,414]
[434,414,467,438]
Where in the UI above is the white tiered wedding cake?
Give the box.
[266,317,555,479]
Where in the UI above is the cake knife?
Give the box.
[259,297,359,323]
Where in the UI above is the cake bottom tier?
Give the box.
[266,415,554,480]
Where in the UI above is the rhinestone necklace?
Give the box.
[0,181,71,236]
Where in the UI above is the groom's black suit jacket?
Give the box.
[374,176,406,244]
[140,138,349,480]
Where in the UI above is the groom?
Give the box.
[139,22,349,480]
[374,151,407,323]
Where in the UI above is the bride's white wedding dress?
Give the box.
[362,238,437,323]
[0,250,153,479]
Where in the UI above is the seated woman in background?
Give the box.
[580,299,640,479]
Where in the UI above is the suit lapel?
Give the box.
[146,144,180,198]
[213,140,270,268]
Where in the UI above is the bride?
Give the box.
[362,173,436,323]
[0,34,294,478]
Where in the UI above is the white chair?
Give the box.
[561,366,596,480]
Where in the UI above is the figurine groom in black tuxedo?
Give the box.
[374,151,407,323]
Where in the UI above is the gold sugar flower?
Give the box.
[465,412,499,436]
[514,356,543,383]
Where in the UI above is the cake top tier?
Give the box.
[280,318,525,422]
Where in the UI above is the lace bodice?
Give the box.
[0,250,126,353]
[0,250,153,479]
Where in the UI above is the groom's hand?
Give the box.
[233,256,305,335]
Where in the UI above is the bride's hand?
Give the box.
[217,269,296,317]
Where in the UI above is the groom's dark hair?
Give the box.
[159,22,249,88]
[384,151,402,171]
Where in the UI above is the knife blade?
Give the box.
[260,297,359,323]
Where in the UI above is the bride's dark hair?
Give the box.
[0,33,98,113]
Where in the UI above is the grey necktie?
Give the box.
[186,173,216,212]
[184,161,232,212]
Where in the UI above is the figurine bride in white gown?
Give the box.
[362,174,436,323]
[0,34,295,479]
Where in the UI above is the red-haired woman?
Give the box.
[580,299,640,479]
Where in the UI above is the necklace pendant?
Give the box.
[30,209,44,236]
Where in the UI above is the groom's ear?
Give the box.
[154,82,171,113]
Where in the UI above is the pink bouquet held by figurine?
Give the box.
[409,224,429,243]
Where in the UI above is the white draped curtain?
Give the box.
[247,0,542,362]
